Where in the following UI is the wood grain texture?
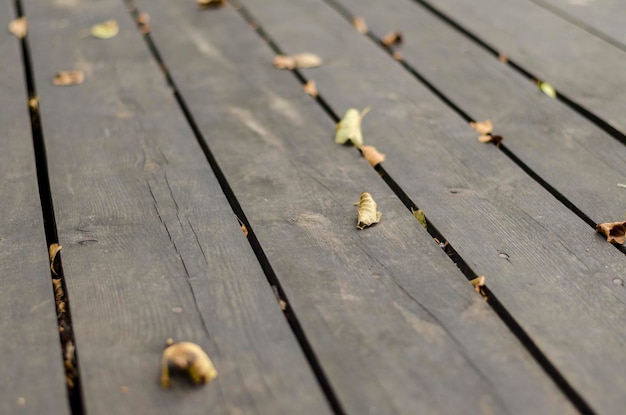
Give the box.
[136,1,578,413]
[233,0,626,413]
[24,1,329,414]
[530,0,626,48]
[0,2,70,414]
[334,0,626,235]
[426,0,626,136]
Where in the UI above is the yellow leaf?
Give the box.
[8,17,27,39]
[469,120,493,135]
[52,70,85,86]
[335,107,370,148]
[360,145,385,167]
[538,81,556,98]
[90,19,119,39]
[355,192,382,230]
[411,208,427,229]
[353,16,367,34]
[161,342,217,388]
[596,221,626,244]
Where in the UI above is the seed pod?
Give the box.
[335,107,370,148]
[356,192,382,229]
[161,342,217,388]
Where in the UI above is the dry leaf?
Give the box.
[137,12,150,34]
[498,53,508,63]
[8,17,27,39]
[273,53,322,70]
[478,134,503,146]
[272,286,287,311]
[411,208,427,229]
[470,276,487,299]
[49,243,62,275]
[335,107,370,148]
[161,342,217,388]
[361,145,385,167]
[596,221,626,244]
[353,16,367,34]
[303,80,318,97]
[469,120,493,135]
[28,97,39,110]
[273,55,296,70]
[538,81,556,98]
[616,183,626,189]
[355,192,382,230]
[52,71,84,86]
[241,223,248,237]
[392,51,403,61]
[381,31,403,47]
[90,19,119,39]
[198,0,226,8]
[52,278,65,313]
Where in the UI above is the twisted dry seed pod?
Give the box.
[356,192,382,229]
[161,342,217,388]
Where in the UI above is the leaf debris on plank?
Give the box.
[161,342,218,388]
[303,80,318,97]
[596,221,626,244]
[355,192,382,230]
[198,0,226,8]
[273,53,322,70]
[469,120,493,135]
[353,16,368,34]
[335,107,370,148]
[8,17,27,39]
[381,31,403,47]
[361,145,385,167]
[469,276,488,300]
[137,12,150,34]
[411,208,427,229]
[52,71,85,86]
[538,81,557,98]
[49,243,62,276]
[478,134,503,146]
[90,19,119,39]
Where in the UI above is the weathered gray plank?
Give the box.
[24,1,330,414]
[233,0,626,413]
[136,1,578,413]
[426,0,626,136]
[530,0,626,48]
[334,0,626,232]
[0,3,71,414]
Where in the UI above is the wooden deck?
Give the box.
[1,0,625,413]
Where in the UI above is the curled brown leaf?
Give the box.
[596,221,626,244]
[303,80,318,97]
[52,71,84,86]
[353,16,367,34]
[355,192,382,230]
[498,53,508,63]
[137,12,151,34]
[381,31,403,47]
[161,342,217,388]
[469,120,493,135]
[469,276,488,300]
[360,145,385,167]
[8,17,27,39]
[49,243,62,275]
[478,134,503,146]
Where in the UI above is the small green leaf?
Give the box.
[538,81,556,98]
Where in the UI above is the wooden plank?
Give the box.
[136,1,578,414]
[24,1,330,414]
[529,0,626,48]
[334,0,626,230]
[425,0,626,136]
[231,0,626,413]
[0,4,71,415]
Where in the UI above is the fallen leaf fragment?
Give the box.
[198,0,226,8]
[161,342,217,388]
[617,183,626,189]
[469,276,487,300]
[272,286,287,311]
[353,16,367,34]
[411,208,427,229]
[478,134,503,146]
[595,221,626,244]
[303,80,318,97]
[355,192,382,230]
[137,12,150,34]
[381,31,403,47]
[392,51,403,61]
[52,71,84,86]
[498,53,508,63]
[469,119,493,135]
[361,145,385,167]
[8,17,27,39]
[52,278,66,313]
[49,243,62,276]
[538,81,556,98]
[335,107,370,148]
[90,19,119,39]
[29,97,39,110]
[273,53,322,70]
